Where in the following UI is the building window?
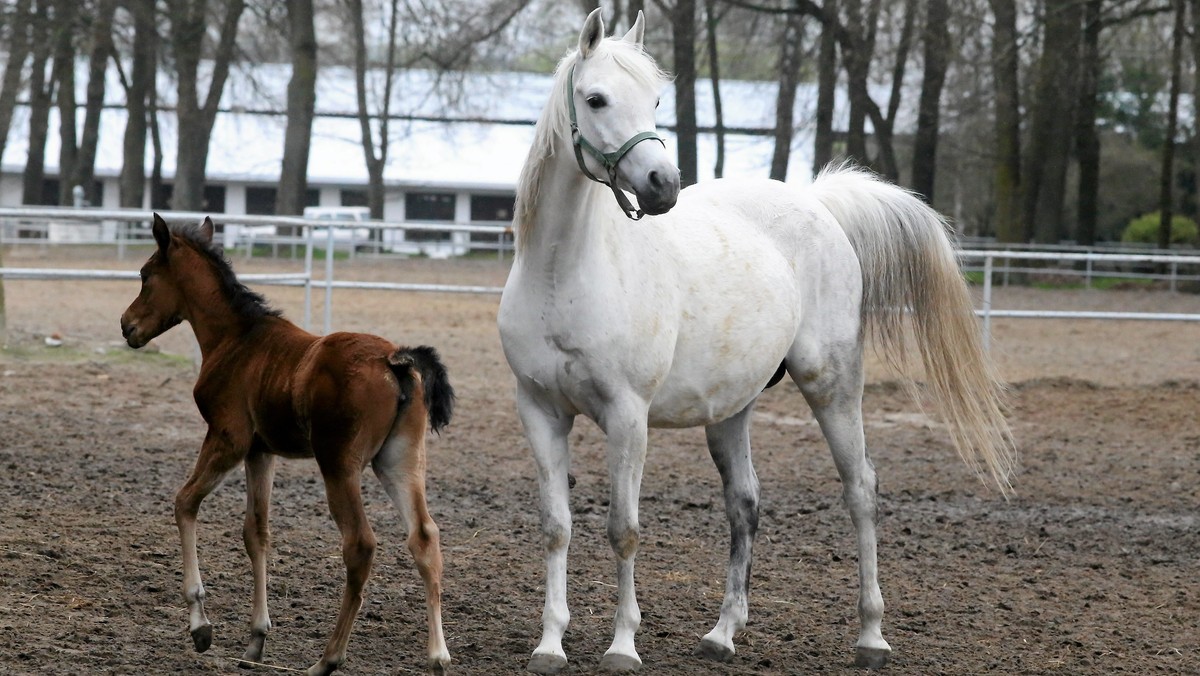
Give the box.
[204,185,227,213]
[246,186,277,215]
[470,194,515,222]
[405,192,455,241]
[341,189,369,207]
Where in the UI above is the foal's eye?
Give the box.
[586,95,607,110]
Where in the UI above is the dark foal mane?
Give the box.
[173,223,282,321]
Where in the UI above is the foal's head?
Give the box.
[120,213,277,349]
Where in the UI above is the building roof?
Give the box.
[1,61,895,190]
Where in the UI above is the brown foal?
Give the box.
[120,214,453,674]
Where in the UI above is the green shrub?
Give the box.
[1121,212,1199,245]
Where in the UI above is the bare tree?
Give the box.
[72,0,119,206]
[769,3,804,181]
[1158,0,1185,249]
[1074,0,1102,245]
[812,0,837,176]
[670,0,698,186]
[704,0,725,177]
[22,0,55,205]
[988,0,1021,242]
[165,0,246,211]
[0,0,32,166]
[1022,0,1083,243]
[118,0,158,209]
[348,0,399,219]
[276,0,317,216]
[911,0,949,203]
[51,0,78,205]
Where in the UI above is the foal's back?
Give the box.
[194,316,404,463]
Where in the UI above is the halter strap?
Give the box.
[567,65,666,220]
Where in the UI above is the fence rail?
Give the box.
[1,208,1197,347]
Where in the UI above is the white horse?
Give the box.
[498,9,1015,673]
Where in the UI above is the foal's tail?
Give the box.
[388,346,455,433]
[807,163,1016,494]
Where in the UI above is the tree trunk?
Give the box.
[72,0,117,207]
[52,0,78,206]
[120,0,157,209]
[1158,0,1186,250]
[167,0,246,212]
[704,0,724,178]
[0,0,31,166]
[350,0,398,219]
[769,7,804,181]
[841,0,879,165]
[1022,0,1082,244]
[22,2,54,206]
[276,0,318,216]
[988,0,1021,242]
[671,0,698,186]
[911,0,949,203]
[1074,0,1102,246]
[812,0,837,176]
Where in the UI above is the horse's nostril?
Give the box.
[649,170,662,189]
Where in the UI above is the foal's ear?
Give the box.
[197,216,215,244]
[579,7,605,59]
[152,213,171,253]
[621,10,645,47]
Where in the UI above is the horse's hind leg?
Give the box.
[175,430,247,653]
[372,411,450,673]
[241,447,276,663]
[307,462,377,676]
[697,402,760,662]
[793,353,891,668]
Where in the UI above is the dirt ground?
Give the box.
[0,247,1197,675]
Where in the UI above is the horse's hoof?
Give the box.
[527,652,567,674]
[854,646,891,669]
[599,651,642,672]
[695,637,735,663]
[241,634,267,665]
[427,654,451,674]
[191,623,213,653]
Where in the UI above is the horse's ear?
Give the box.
[621,10,645,47]
[152,213,170,253]
[198,216,215,244]
[579,7,604,59]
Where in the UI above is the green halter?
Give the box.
[567,65,666,220]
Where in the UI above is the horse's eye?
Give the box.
[140,271,148,284]
[655,98,661,109]
[586,95,607,110]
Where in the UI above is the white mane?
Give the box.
[513,39,670,251]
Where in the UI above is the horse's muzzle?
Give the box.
[636,168,680,216]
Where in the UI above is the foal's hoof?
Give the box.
[191,623,213,653]
[599,651,642,672]
[854,646,891,669]
[695,637,735,663]
[527,652,567,674]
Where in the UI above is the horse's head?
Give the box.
[568,9,680,217]
[119,213,212,348]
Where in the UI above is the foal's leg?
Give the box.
[599,399,650,672]
[372,421,450,672]
[307,465,377,676]
[697,402,761,662]
[794,354,891,669]
[516,386,575,675]
[242,447,276,663]
[175,430,247,653]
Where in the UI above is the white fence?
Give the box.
[1,207,1198,347]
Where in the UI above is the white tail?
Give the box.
[808,164,1017,494]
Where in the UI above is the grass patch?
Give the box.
[0,342,192,367]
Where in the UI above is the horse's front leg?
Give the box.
[697,402,760,662]
[241,448,276,663]
[516,386,576,675]
[175,430,246,653]
[599,400,650,672]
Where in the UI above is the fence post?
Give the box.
[324,224,335,335]
[1086,256,1093,289]
[303,224,314,331]
[982,255,994,353]
[1170,260,1178,293]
